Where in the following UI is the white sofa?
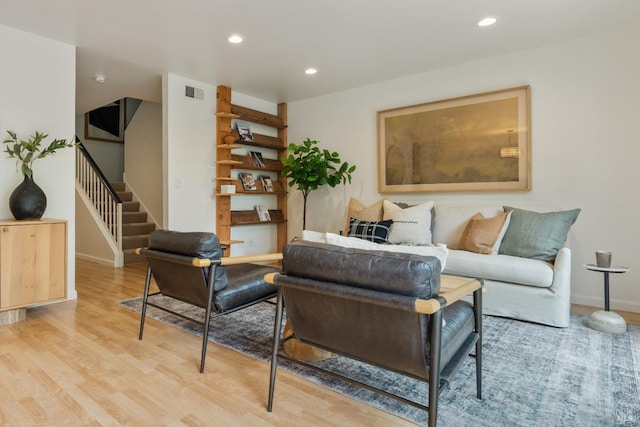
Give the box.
[432,205,572,328]
[307,200,578,328]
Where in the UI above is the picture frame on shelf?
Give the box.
[239,173,257,191]
[236,122,254,142]
[377,85,531,193]
[259,175,274,192]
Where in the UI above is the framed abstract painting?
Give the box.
[377,86,531,193]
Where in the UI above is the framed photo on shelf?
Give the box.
[236,122,254,142]
[377,85,531,193]
[238,173,257,191]
[259,175,274,192]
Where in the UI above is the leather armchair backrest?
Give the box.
[279,240,442,378]
[283,240,440,298]
[146,230,228,306]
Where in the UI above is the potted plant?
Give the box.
[3,130,76,220]
[281,138,356,230]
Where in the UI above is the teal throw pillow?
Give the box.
[498,206,581,261]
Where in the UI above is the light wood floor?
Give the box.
[1,260,638,426]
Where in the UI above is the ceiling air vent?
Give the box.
[185,85,204,100]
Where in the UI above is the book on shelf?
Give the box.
[238,172,257,191]
[255,205,271,221]
[236,122,254,142]
[249,151,265,168]
[259,175,274,192]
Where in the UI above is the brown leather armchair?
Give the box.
[136,230,282,373]
[265,240,483,427]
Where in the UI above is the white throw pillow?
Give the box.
[324,232,448,270]
[383,200,435,245]
[491,210,512,254]
[301,229,326,243]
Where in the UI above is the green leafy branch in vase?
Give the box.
[3,130,77,178]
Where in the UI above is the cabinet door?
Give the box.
[0,222,67,309]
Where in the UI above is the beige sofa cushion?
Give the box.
[444,249,554,288]
[458,211,511,254]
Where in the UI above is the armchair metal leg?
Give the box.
[428,309,443,427]
[138,265,153,340]
[199,265,219,373]
[474,286,483,400]
[267,290,285,412]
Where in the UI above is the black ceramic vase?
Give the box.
[9,174,47,220]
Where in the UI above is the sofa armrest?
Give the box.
[551,247,571,294]
[546,247,572,326]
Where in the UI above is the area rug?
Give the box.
[119,295,640,426]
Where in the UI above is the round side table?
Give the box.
[585,264,629,334]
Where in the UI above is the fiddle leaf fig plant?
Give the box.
[3,130,76,179]
[281,138,356,230]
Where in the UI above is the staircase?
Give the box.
[111,182,156,264]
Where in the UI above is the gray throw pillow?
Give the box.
[498,206,581,262]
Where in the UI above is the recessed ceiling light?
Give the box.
[477,17,497,27]
[228,34,244,44]
[305,68,318,75]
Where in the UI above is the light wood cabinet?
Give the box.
[215,85,288,252]
[0,219,67,310]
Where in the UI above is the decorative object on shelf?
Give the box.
[259,175,274,192]
[222,133,236,145]
[236,122,254,142]
[377,85,530,193]
[239,173,257,191]
[249,151,265,167]
[220,184,236,194]
[255,205,271,221]
[3,130,77,220]
[8,175,47,220]
[281,138,356,230]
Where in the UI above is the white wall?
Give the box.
[163,74,217,232]
[124,101,163,226]
[0,24,77,300]
[288,25,640,313]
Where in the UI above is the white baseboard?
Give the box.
[571,294,640,313]
[76,253,118,267]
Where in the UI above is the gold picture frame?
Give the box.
[377,86,531,193]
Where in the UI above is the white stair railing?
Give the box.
[75,144,123,250]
